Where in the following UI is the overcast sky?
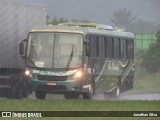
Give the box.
[23,0,160,25]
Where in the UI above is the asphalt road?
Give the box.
[0,92,160,100]
[26,93,160,101]
[119,94,160,101]
[93,93,160,101]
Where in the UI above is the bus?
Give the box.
[20,23,135,99]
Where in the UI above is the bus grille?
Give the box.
[36,75,68,81]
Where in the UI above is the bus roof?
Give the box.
[31,25,134,39]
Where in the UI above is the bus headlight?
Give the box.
[75,71,82,78]
[25,70,30,76]
[68,70,83,80]
[24,70,33,77]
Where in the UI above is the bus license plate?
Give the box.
[47,82,56,86]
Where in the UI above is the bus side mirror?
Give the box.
[19,39,27,59]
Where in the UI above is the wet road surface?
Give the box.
[94,93,160,101]
[0,92,160,100]
[26,93,160,101]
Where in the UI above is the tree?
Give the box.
[130,18,157,33]
[141,30,160,73]
[71,19,91,23]
[49,17,91,25]
[110,8,160,33]
[110,8,136,31]
[49,17,68,25]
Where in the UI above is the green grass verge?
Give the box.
[0,100,159,111]
[0,100,159,120]
[125,66,160,95]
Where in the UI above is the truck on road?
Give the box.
[0,0,46,98]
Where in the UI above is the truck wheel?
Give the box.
[8,75,23,99]
[8,83,16,99]
[22,86,29,98]
[14,76,25,99]
[20,77,29,98]
[64,93,80,99]
[15,84,23,99]
[35,91,46,99]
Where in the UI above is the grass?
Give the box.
[0,100,160,120]
[0,100,160,111]
[124,66,160,95]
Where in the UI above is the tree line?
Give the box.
[47,8,160,33]
[137,30,160,74]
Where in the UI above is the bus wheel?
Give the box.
[35,91,46,99]
[83,79,95,99]
[112,79,121,98]
[83,86,93,99]
[64,93,80,99]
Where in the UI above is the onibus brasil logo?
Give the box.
[1,112,42,118]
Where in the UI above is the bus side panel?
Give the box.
[92,59,134,93]
[121,64,135,92]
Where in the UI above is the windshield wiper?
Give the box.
[66,44,74,70]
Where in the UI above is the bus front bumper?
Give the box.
[28,79,89,94]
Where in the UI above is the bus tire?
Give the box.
[35,91,46,99]
[112,79,121,98]
[83,78,95,99]
[83,92,92,99]
[64,93,80,99]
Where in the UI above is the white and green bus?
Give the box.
[20,23,135,99]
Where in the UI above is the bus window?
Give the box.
[126,40,130,59]
[104,37,108,58]
[113,37,120,59]
[98,36,105,58]
[89,35,98,57]
[131,39,134,59]
[96,36,99,57]
[120,38,127,59]
[105,37,113,58]
[126,39,134,59]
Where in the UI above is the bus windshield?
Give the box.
[26,32,83,69]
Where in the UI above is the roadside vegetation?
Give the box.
[124,66,160,95]
[0,100,159,120]
[127,30,160,95]
[0,100,160,111]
